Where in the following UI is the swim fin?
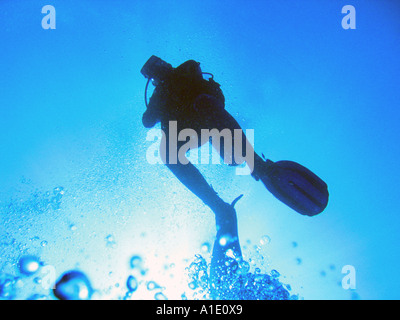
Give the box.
[259,159,329,216]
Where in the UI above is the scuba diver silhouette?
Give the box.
[140,56,329,286]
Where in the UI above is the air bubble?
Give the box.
[201,242,211,253]
[225,249,236,259]
[147,281,162,291]
[127,275,138,292]
[188,281,197,290]
[53,270,93,300]
[218,234,235,247]
[129,255,143,269]
[270,269,280,278]
[19,255,40,276]
[259,235,271,246]
[154,292,167,300]
[105,234,116,248]
[34,277,42,284]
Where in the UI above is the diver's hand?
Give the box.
[142,109,158,128]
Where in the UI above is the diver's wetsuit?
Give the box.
[142,60,266,277]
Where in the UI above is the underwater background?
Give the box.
[1,0,400,300]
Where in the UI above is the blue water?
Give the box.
[1,0,400,300]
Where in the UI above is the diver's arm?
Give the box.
[142,87,166,128]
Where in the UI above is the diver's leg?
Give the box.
[210,204,242,280]
[160,122,242,268]
[215,109,266,179]
[166,161,223,208]
[160,123,226,211]
[195,95,266,177]
[160,120,243,292]
[210,111,280,184]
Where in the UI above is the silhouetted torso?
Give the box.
[142,60,225,131]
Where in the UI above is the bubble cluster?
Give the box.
[123,254,168,300]
[0,185,348,300]
[184,252,296,300]
[0,274,18,300]
[51,187,65,210]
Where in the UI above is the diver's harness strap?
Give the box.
[144,78,151,108]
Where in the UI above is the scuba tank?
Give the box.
[141,56,224,109]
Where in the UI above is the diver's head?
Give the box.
[141,55,173,85]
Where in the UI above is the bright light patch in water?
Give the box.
[0,183,347,300]
[0,186,298,300]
